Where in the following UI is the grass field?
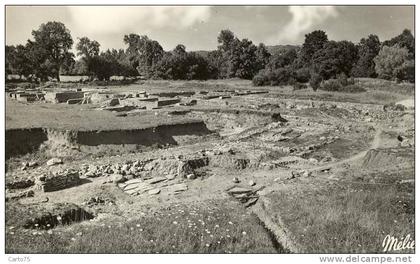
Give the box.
[262,179,414,253]
[6,200,283,254]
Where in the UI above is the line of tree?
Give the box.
[5,21,415,84]
[253,29,414,87]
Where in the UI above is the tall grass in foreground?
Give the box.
[6,200,281,254]
[269,182,414,253]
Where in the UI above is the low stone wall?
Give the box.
[45,91,84,103]
[157,98,181,107]
[36,169,80,192]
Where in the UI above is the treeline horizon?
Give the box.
[5,21,415,86]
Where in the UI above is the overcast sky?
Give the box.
[6,6,414,51]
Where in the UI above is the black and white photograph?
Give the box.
[2,1,416,261]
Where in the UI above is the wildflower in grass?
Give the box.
[47,230,53,235]
[57,216,62,221]
[242,231,247,236]
[173,221,178,225]
[32,231,38,236]
[227,235,231,238]
[34,224,39,227]
[140,228,144,231]
[136,224,141,227]
[9,226,15,230]
[9,232,15,235]
[76,232,83,236]
[150,239,154,243]
[71,237,76,241]
[215,224,219,228]
[228,221,233,225]
[205,243,210,247]
[46,224,51,227]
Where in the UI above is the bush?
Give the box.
[341,84,366,93]
[252,67,295,86]
[293,82,308,91]
[320,78,365,93]
[295,68,311,83]
[252,74,267,86]
[309,73,322,91]
[374,45,412,81]
[338,72,348,86]
[395,60,415,83]
[321,79,342,91]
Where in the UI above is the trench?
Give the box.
[17,203,96,230]
[251,200,300,253]
[5,121,213,159]
[252,212,290,253]
[5,128,48,159]
[24,207,95,229]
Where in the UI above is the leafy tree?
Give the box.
[266,49,297,70]
[72,60,89,75]
[31,21,74,81]
[152,45,211,80]
[76,37,101,79]
[216,29,261,79]
[312,40,358,80]
[123,34,164,78]
[5,45,16,78]
[217,29,237,52]
[76,37,100,58]
[300,30,329,65]
[395,60,414,83]
[255,43,271,71]
[383,29,415,56]
[352,34,381,78]
[374,45,413,82]
[206,50,223,79]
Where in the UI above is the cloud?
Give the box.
[269,6,338,44]
[68,6,211,35]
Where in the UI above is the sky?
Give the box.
[5,6,415,52]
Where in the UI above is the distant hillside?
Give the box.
[193,50,211,57]
[266,45,300,55]
[192,45,300,57]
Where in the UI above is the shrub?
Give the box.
[252,73,267,86]
[295,68,311,83]
[309,73,322,91]
[395,60,415,83]
[321,79,342,91]
[338,72,348,86]
[341,84,366,93]
[374,45,412,81]
[293,82,307,91]
[320,78,366,93]
[252,67,295,86]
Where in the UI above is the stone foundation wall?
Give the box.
[37,169,80,192]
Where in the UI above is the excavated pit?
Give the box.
[6,121,213,159]
[7,202,95,230]
[185,109,287,135]
[6,128,48,159]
